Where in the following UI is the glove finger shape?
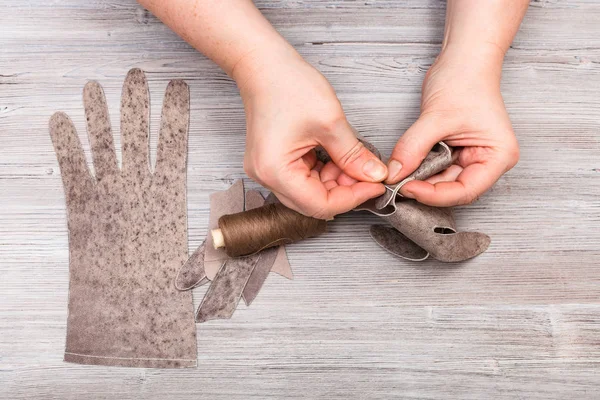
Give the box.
[369,225,429,261]
[195,255,260,323]
[155,79,190,179]
[52,69,197,368]
[49,112,95,198]
[175,241,209,291]
[381,199,491,262]
[120,68,151,179]
[83,81,119,181]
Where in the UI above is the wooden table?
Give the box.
[1,1,599,398]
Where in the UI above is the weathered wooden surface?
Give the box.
[1,0,599,398]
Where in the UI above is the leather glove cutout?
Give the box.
[50,69,197,368]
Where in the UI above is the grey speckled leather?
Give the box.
[379,199,490,262]
[196,255,260,323]
[352,138,490,262]
[50,69,197,368]
[375,142,455,210]
[369,225,429,261]
[175,241,208,291]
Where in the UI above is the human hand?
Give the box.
[233,47,387,219]
[386,46,520,207]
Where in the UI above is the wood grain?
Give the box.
[1,0,599,398]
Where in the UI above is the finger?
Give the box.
[155,79,190,178]
[323,180,338,190]
[83,81,118,181]
[302,149,318,170]
[424,164,463,185]
[313,161,325,173]
[319,161,357,186]
[277,162,386,219]
[120,68,151,179]
[319,161,342,183]
[336,173,358,186]
[386,115,444,184]
[272,177,385,220]
[49,112,94,192]
[320,120,387,183]
[400,161,505,207]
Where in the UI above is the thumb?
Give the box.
[386,114,444,184]
[320,121,388,182]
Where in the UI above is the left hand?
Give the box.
[385,46,520,207]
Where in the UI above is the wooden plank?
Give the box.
[2,305,600,399]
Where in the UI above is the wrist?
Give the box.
[231,41,303,98]
[436,42,505,84]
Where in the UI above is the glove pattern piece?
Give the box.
[353,140,491,262]
[371,199,491,262]
[50,69,197,368]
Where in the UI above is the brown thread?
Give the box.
[218,203,327,257]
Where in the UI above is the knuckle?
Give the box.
[394,135,424,164]
[294,197,332,220]
[242,158,256,178]
[251,159,278,186]
[318,110,346,135]
[309,205,332,220]
[459,189,480,205]
[337,141,367,169]
[505,144,520,170]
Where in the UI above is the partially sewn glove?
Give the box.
[50,69,197,368]
[352,140,491,262]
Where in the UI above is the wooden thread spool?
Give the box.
[211,203,327,257]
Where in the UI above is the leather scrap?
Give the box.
[196,254,262,323]
[204,179,245,280]
[196,190,282,323]
[175,241,209,291]
[51,68,197,368]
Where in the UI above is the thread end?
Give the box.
[211,228,225,249]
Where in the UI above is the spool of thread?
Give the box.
[211,203,327,257]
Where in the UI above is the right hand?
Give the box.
[233,47,387,220]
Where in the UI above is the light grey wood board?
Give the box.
[1,0,599,399]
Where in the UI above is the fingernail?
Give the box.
[362,159,387,181]
[387,160,403,182]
